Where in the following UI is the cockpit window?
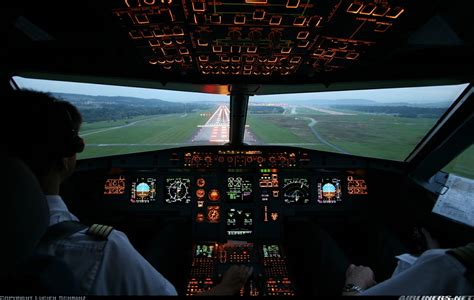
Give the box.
[244,84,469,161]
[14,77,229,159]
[442,144,474,180]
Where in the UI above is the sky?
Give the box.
[13,76,468,104]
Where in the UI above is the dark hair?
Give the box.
[3,89,83,176]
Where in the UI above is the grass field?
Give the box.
[78,112,210,159]
[442,145,474,179]
[81,115,156,134]
[247,110,437,161]
[246,115,335,152]
[310,114,437,161]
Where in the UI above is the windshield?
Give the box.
[442,144,474,180]
[244,84,469,161]
[14,77,229,159]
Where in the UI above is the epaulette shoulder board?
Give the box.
[86,224,114,240]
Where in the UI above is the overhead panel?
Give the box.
[112,0,407,78]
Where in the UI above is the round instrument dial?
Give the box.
[282,178,310,204]
[166,178,191,204]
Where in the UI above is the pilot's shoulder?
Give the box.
[86,224,114,240]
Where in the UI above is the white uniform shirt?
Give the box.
[362,249,474,295]
[39,195,178,295]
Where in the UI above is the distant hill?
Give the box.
[52,93,214,122]
[53,93,175,107]
[289,98,452,108]
[331,105,446,118]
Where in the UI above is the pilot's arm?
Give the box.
[346,248,474,295]
[91,230,178,295]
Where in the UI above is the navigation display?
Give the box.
[282,178,310,204]
[165,177,191,204]
[226,176,253,202]
[130,177,157,203]
[317,178,342,204]
[226,208,253,236]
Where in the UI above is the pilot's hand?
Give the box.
[220,265,253,294]
[421,227,440,250]
[198,265,253,296]
[345,264,377,290]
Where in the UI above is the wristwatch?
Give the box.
[343,283,364,293]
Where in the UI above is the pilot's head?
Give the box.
[4,89,84,181]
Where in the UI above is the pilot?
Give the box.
[4,89,252,295]
[344,228,474,296]
[285,220,473,295]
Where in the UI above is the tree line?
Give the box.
[331,105,446,118]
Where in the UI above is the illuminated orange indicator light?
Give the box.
[271,213,279,221]
[386,7,404,19]
[209,189,220,201]
[210,14,222,24]
[141,29,154,38]
[269,15,282,26]
[297,40,310,48]
[372,6,390,17]
[134,13,150,24]
[196,213,205,223]
[290,56,302,64]
[149,39,160,47]
[207,206,221,223]
[192,2,206,12]
[128,30,142,39]
[197,178,206,187]
[197,39,208,46]
[104,176,126,195]
[253,10,265,20]
[234,15,246,25]
[360,4,376,15]
[286,0,300,9]
[293,16,306,26]
[264,206,268,222]
[196,189,205,198]
[148,58,158,65]
[346,52,359,60]
[374,22,392,33]
[347,3,363,14]
[297,31,309,40]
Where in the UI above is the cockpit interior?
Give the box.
[2,0,473,296]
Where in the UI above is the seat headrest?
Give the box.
[0,156,50,274]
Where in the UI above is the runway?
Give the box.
[190,105,258,144]
[191,105,230,143]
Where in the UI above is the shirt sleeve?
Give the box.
[90,230,178,295]
[361,249,474,295]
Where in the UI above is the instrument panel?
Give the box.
[102,149,369,242]
[81,146,400,296]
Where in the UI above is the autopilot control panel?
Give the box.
[186,242,295,296]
